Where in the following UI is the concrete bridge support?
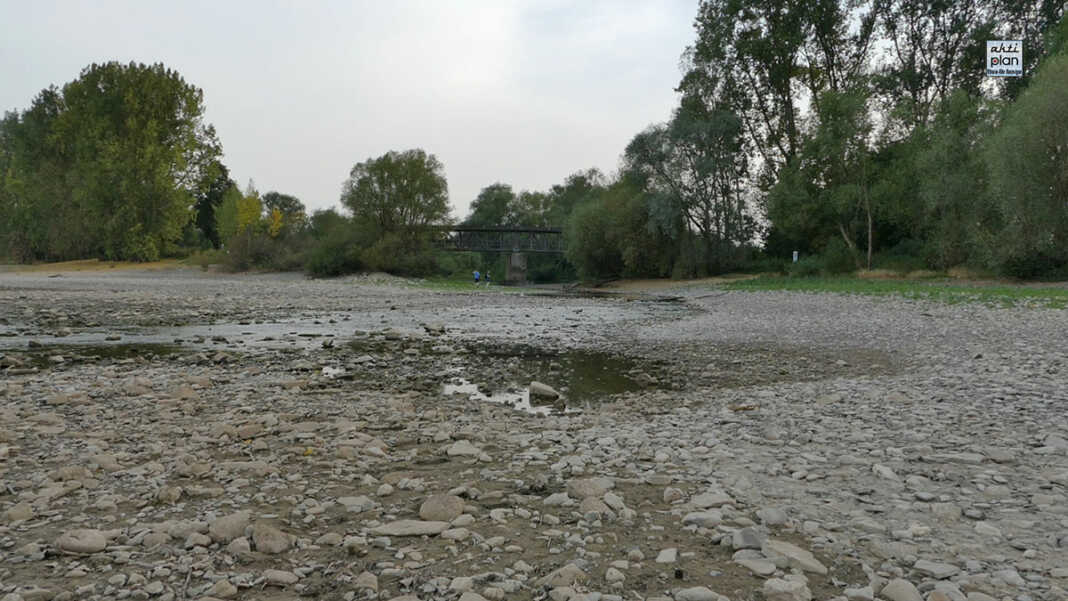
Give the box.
[505,252,527,284]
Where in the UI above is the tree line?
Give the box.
[2,2,1067,281]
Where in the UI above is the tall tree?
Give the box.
[340,149,451,233]
[261,191,308,237]
[984,52,1068,275]
[0,62,221,261]
[193,161,234,248]
[465,183,518,227]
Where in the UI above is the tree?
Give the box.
[262,191,308,238]
[769,87,877,269]
[984,52,1068,276]
[624,98,755,274]
[465,183,518,227]
[193,161,235,248]
[340,149,451,233]
[0,61,222,261]
[915,91,993,268]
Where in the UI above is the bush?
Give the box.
[360,232,439,277]
[305,228,364,277]
[787,254,826,277]
[821,237,857,274]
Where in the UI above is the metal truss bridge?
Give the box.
[432,226,565,254]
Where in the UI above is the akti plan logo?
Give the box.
[987,40,1023,77]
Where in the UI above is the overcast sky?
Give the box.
[1,0,697,218]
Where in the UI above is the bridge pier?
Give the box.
[505,252,527,284]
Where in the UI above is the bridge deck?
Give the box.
[432,226,565,253]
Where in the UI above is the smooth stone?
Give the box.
[419,494,465,521]
[656,548,678,563]
[675,586,727,601]
[208,511,250,543]
[55,529,109,553]
[371,520,450,536]
[762,540,827,575]
[880,578,923,601]
[913,559,959,579]
[763,578,812,601]
[567,477,614,499]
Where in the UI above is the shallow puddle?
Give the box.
[443,346,648,414]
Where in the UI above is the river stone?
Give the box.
[675,586,727,601]
[691,490,733,508]
[447,440,481,456]
[566,477,614,499]
[536,564,586,588]
[913,559,959,579]
[264,569,299,585]
[763,578,812,601]
[371,520,450,536]
[338,495,376,513]
[732,527,765,549]
[682,511,722,527]
[880,578,923,601]
[656,548,678,563]
[529,381,560,399]
[209,510,250,543]
[762,540,828,574]
[419,494,464,521]
[55,529,109,553]
[736,558,776,576]
[252,522,291,554]
[4,502,34,522]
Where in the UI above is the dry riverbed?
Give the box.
[0,269,1066,601]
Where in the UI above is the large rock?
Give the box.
[880,579,923,601]
[566,477,614,499]
[675,586,728,601]
[682,511,722,528]
[264,569,299,585]
[762,539,828,574]
[337,495,376,513]
[536,564,586,588]
[913,559,959,579]
[419,494,464,522]
[691,490,733,508]
[252,522,291,554]
[209,510,250,543]
[764,578,812,601]
[447,440,481,457]
[371,520,450,536]
[3,502,34,522]
[55,529,109,553]
[529,381,560,399]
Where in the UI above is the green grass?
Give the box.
[722,275,1068,309]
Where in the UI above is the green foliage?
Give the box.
[341,149,451,232]
[359,232,439,277]
[0,62,221,261]
[465,183,518,227]
[304,217,366,278]
[565,179,676,280]
[262,191,308,238]
[984,53,1068,277]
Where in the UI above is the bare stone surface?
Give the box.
[1,270,1065,601]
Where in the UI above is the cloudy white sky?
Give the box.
[1,0,697,218]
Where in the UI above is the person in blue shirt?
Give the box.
[473,270,480,285]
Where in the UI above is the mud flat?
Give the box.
[1,268,1066,601]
